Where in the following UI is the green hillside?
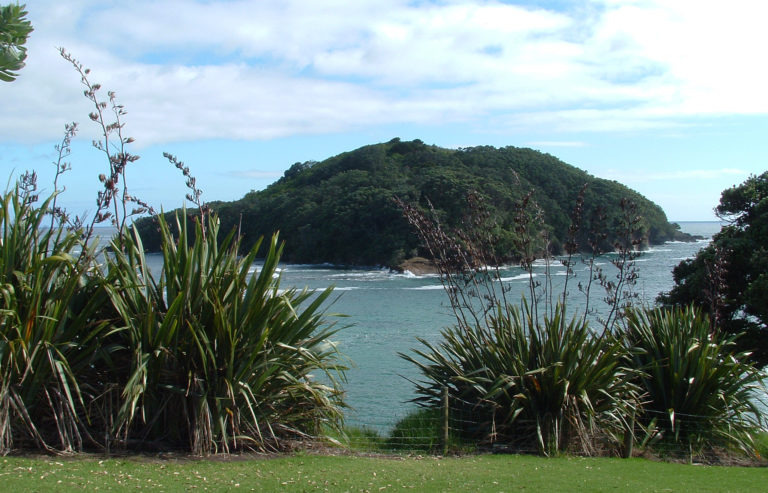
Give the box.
[135,138,687,267]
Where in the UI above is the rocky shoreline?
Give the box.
[396,257,439,275]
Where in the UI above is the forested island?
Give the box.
[135,138,689,268]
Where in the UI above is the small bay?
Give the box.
[273,221,722,431]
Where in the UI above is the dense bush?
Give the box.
[405,290,765,459]
[0,186,109,452]
[0,47,348,454]
[135,139,686,267]
[0,184,347,455]
[105,212,346,454]
[660,171,768,366]
[404,303,639,456]
[624,305,765,455]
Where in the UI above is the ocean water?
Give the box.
[126,222,725,431]
[271,221,723,430]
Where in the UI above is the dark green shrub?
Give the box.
[105,212,347,454]
[0,184,348,455]
[0,186,110,453]
[404,302,639,456]
[624,305,765,456]
[398,189,648,456]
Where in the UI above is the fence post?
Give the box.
[442,386,449,456]
[623,408,635,458]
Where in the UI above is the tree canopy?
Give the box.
[0,3,33,82]
[135,138,687,268]
[660,171,768,366]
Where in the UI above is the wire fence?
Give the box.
[330,390,768,461]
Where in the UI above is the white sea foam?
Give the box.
[246,266,281,278]
[500,273,536,282]
[396,270,439,280]
[326,270,394,282]
[531,259,565,269]
[330,273,372,279]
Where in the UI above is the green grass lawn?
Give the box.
[0,453,765,492]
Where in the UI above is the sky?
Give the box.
[2,0,768,222]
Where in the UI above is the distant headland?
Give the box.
[134,138,692,268]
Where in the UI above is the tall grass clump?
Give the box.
[404,302,638,455]
[0,181,110,453]
[398,190,642,456]
[624,305,765,456]
[104,211,346,454]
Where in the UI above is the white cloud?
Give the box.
[4,0,768,146]
[586,0,768,114]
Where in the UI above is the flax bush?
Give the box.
[104,212,346,454]
[0,186,111,453]
[624,305,765,456]
[404,302,639,456]
[0,181,347,455]
[2,50,347,453]
[399,190,643,456]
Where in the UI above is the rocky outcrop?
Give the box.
[397,257,439,275]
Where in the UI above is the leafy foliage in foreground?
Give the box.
[1,49,346,455]
[624,305,765,455]
[107,212,343,453]
[400,189,764,458]
[0,3,33,82]
[404,303,639,456]
[0,186,108,452]
[135,139,687,267]
[0,184,346,455]
[405,297,765,459]
[105,212,346,454]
